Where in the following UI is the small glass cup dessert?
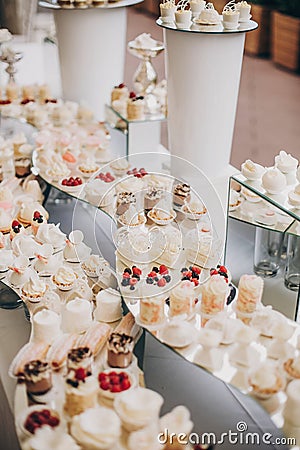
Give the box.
[189,0,206,17]
[67,347,93,373]
[23,360,52,396]
[160,0,177,22]
[173,182,191,207]
[222,0,240,30]
[175,2,192,29]
[107,332,134,368]
[237,1,251,22]
[116,191,136,216]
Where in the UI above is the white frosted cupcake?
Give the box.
[21,276,47,303]
[160,0,177,22]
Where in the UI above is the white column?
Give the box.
[164,29,246,178]
[54,8,127,120]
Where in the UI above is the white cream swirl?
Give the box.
[54,267,76,285]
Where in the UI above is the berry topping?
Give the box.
[159,265,168,275]
[148,271,157,278]
[219,265,227,273]
[33,211,41,219]
[75,367,87,382]
[132,266,142,276]
[12,220,20,228]
[98,370,131,393]
[24,409,60,434]
[122,272,130,279]
[97,172,115,183]
[124,268,132,275]
[61,176,83,187]
[163,275,171,283]
[152,266,159,273]
[210,269,219,276]
[118,83,126,88]
[129,91,136,99]
[157,277,167,287]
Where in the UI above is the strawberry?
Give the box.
[191,278,199,286]
[210,269,218,276]
[219,265,227,273]
[111,384,122,393]
[148,271,157,278]
[192,266,201,275]
[75,367,86,381]
[100,380,110,390]
[159,265,168,275]
[157,277,166,287]
[110,375,120,385]
[132,266,142,276]
[12,220,20,228]
[121,379,131,390]
[98,372,109,382]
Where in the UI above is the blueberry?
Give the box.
[121,278,130,287]
[154,277,159,282]
[132,274,140,280]
[164,275,171,283]
[226,284,236,305]
[181,267,188,273]
[146,277,154,284]
[219,271,228,278]
[130,285,135,291]
[182,276,189,281]
[124,268,132,275]
[37,218,43,223]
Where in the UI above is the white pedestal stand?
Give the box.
[40,0,142,119]
[157,20,258,179]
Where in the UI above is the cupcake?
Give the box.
[275,150,298,174]
[107,333,134,368]
[160,0,177,22]
[222,0,239,30]
[64,369,98,417]
[23,360,52,396]
[21,276,47,303]
[52,266,77,291]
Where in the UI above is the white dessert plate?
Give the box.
[159,321,196,348]
[239,14,252,23]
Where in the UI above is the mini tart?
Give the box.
[284,359,300,379]
[148,208,175,223]
[182,204,207,216]
[52,272,78,290]
[250,374,284,397]
[21,285,47,302]
[78,164,99,175]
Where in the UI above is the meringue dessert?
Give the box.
[32,310,61,344]
[110,158,130,177]
[94,288,123,323]
[114,387,164,431]
[128,424,162,450]
[36,223,66,249]
[63,298,93,334]
[241,159,265,180]
[0,249,13,272]
[222,1,239,29]
[249,363,284,399]
[160,320,195,347]
[262,168,287,194]
[84,178,114,207]
[70,407,121,448]
[237,1,251,21]
[275,150,298,174]
[34,245,57,276]
[63,230,91,262]
[169,280,195,317]
[197,2,221,24]
[160,0,176,22]
[8,255,31,287]
[21,275,47,302]
[288,184,300,208]
[52,266,77,291]
[118,204,146,227]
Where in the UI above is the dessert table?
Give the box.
[39,0,143,119]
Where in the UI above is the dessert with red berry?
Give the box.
[111,83,129,103]
[169,280,196,318]
[61,176,83,191]
[10,219,24,241]
[98,370,132,399]
[107,333,134,368]
[146,265,172,286]
[181,265,201,287]
[210,265,236,305]
[127,92,145,121]
[96,171,115,183]
[31,211,47,236]
[64,368,98,417]
[24,408,60,435]
[140,286,167,326]
[121,266,142,291]
[127,167,148,178]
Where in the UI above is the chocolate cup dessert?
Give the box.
[23,360,52,396]
[67,347,93,372]
[173,183,191,207]
[144,187,163,211]
[107,333,134,368]
[116,192,136,216]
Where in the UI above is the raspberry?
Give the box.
[118,83,125,88]
[122,272,130,278]
[157,277,167,287]
[132,266,142,276]
[159,265,168,275]
[12,220,19,228]
[121,379,131,390]
[210,269,218,276]
[129,91,136,99]
[148,271,157,278]
[75,368,86,381]
[111,384,122,393]
[192,266,201,275]
[219,265,227,273]
[100,380,111,390]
